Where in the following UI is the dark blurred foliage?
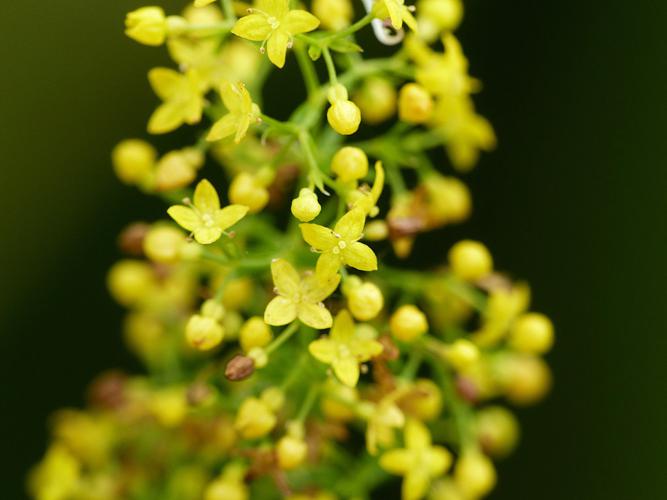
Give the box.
[1,0,666,498]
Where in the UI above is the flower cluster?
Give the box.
[30,1,553,499]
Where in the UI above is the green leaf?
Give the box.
[328,39,363,54]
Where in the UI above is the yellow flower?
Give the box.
[373,0,418,31]
[125,7,168,46]
[207,82,261,143]
[232,0,320,68]
[264,259,340,329]
[167,179,249,244]
[147,67,205,134]
[363,392,406,455]
[308,310,383,387]
[300,208,378,275]
[380,420,452,500]
[235,397,277,439]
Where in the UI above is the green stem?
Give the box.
[295,383,320,423]
[294,41,319,96]
[220,0,236,21]
[265,322,301,355]
[322,46,338,84]
[320,13,374,44]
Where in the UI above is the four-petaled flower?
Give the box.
[147,67,205,134]
[374,0,417,32]
[232,0,320,68]
[167,179,248,244]
[300,208,378,275]
[380,419,452,500]
[264,259,340,329]
[207,81,261,143]
[309,310,383,387]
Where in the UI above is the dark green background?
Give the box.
[1,0,665,498]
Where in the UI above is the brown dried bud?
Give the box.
[118,222,150,256]
[87,370,127,410]
[456,375,479,404]
[225,355,255,381]
[186,382,213,406]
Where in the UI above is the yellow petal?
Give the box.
[148,102,184,134]
[330,309,355,342]
[403,469,430,500]
[383,0,404,30]
[214,204,249,231]
[267,30,289,68]
[148,67,183,101]
[334,208,365,240]
[264,296,298,326]
[271,259,301,297]
[308,338,337,363]
[405,419,431,450]
[379,449,413,474]
[234,113,251,143]
[351,338,384,361]
[207,113,237,142]
[219,82,242,112]
[298,302,333,329]
[193,226,223,244]
[167,206,199,231]
[258,0,289,18]
[193,179,220,212]
[402,8,418,32]
[231,14,272,41]
[282,10,320,35]
[342,242,378,271]
[300,223,337,250]
[426,447,452,476]
[315,252,342,281]
[333,356,359,387]
[303,264,340,303]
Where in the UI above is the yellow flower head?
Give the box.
[167,179,249,244]
[373,0,418,32]
[232,0,320,68]
[207,82,261,143]
[364,393,406,455]
[380,419,453,500]
[264,259,340,329]
[147,67,205,134]
[309,310,383,387]
[300,208,378,275]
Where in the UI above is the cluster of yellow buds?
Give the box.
[30,1,553,499]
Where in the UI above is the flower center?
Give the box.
[267,16,280,30]
[202,213,215,227]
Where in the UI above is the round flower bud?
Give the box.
[331,146,369,182]
[247,347,268,368]
[149,387,187,427]
[112,139,156,185]
[476,406,520,458]
[201,299,225,321]
[229,172,269,213]
[398,83,434,124]
[509,312,554,354]
[347,282,384,321]
[417,0,463,41]
[125,7,168,46]
[454,450,497,499]
[186,314,224,351]
[240,316,273,352]
[260,387,285,412]
[277,435,308,470]
[204,478,248,500]
[234,397,276,439]
[401,379,443,421]
[107,260,155,307]
[353,77,397,125]
[221,277,254,311]
[448,240,493,281]
[291,188,322,222]
[321,382,358,421]
[327,100,361,135]
[445,339,480,371]
[154,148,204,191]
[498,354,552,405]
[143,225,185,264]
[364,220,389,241]
[389,305,428,342]
[312,0,353,30]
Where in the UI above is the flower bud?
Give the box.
[346,281,384,321]
[401,379,443,421]
[448,240,493,282]
[389,305,428,342]
[154,148,204,191]
[107,260,155,307]
[312,0,353,30]
[260,387,285,412]
[364,220,389,241]
[353,77,397,125]
[417,0,463,41]
[220,277,254,311]
[398,83,434,124]
[240,316,273,352]
[327,85,361,135]
[143,225,185,264]
[454,450,497,499]
[229,172,269,213]
[291,188,321,222]
[149,387,187,427]
[497,354,552,405]
[331,146,369,182]
[509,313,554,354]
[225,355,255,381]
[277,435,308,469]
[112,139,156,185]
[444,338,479,371]
[235,397,276,439]
[247,347,268,368]
[186,314,224,351]
[201,299,225,321]
[476,406,519,458]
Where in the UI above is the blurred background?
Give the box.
[1,0,666,498]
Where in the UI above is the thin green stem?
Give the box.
[295,383,320,423]
[265,322,301,355]
[294,41,319,96]
[320,13,374,44]
[322,46,338,84]
[220,0,236,21]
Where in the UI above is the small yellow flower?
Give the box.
[264,259,340,329]
[373,0,418,32]
[380,420,452,500]
[363,392,406,455]
[232,0,320,68]
[308,310,383,387]
[207,82,261,143]
[147,67,205,134]
[300,208,378,275]
[235,397,277,439]
[167,179,249,244]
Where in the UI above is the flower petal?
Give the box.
[148,102,184,134]
[271,259,300,296]
[379,449,413,475]
[351,339,384,361]
[207,113,237,142]
[403,469,430,500]
[214,204,248,231]
[383,0,404,30]
[167,206,199,231]
[343,242,378,271]
[426,447,452,476]
[330,309,355,342]
[231,14,272,41]
[258,0,288,19]
[193,179,220,212]
[264,296,298,326]
[298,302,333,329]
[300,223,337,250]
[402,8,418,32]
[405,419,431,450]
[304,262,341,302]
[308,338,337,364]
[219,81,242,112]
[314,252,342,281]
[193,226,222,244]
[334,208,365,240]
[148,67,183,101]
[234,113,251,143]
[282,10,320,35]
[267,30,289,68]
[333,356,359,387]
